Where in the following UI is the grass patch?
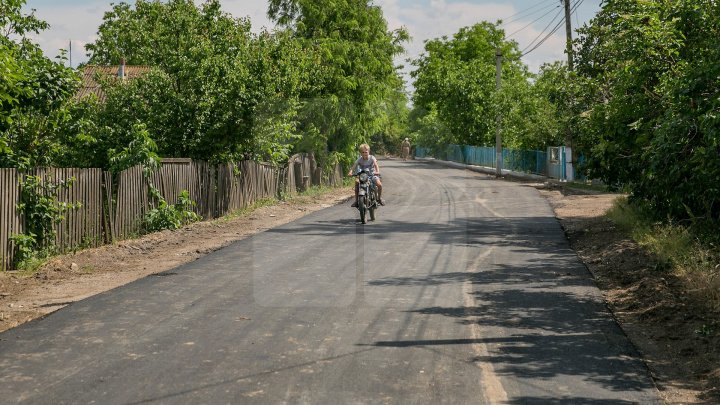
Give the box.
[13,256,51,277]
[607,197,720,310]
[80,265,95,274]
[286,184,348,204]
[221,198,279,221]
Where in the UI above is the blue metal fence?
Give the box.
[414,145,547,176]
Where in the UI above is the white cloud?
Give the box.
[376,0,569,79]
[24,1,106,66]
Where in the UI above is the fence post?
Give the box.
[293,161,303,192]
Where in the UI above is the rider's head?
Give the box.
[358,143,370,159]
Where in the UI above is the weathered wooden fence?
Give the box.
[1,157,341,271]
[1,169,22,272]
[286,153,343,195]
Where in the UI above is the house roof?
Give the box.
[75,64,153,102]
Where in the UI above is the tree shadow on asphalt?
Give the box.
[269,215,571,250]
[265,204,658,399]
[365,258,655,398]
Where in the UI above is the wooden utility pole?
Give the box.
[563,0,574,70]
[495,48,502,178]
[563,0,575,179]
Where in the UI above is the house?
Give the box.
[75,58,152,102]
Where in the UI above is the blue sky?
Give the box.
[23,0,601,84]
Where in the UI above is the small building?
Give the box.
[75,58,152,102]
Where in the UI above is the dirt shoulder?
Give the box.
[0,181,717,403]
[538,183,719,405]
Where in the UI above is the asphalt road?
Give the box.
[0,159,660,404]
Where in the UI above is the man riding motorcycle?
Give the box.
[348,143,385,206]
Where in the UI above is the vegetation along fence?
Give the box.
[415,144,548,176]
[0,155,342,271]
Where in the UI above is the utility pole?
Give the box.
[495,48,502,178]
[69,40,72,68]
[563,0,573,70]
[562,0,575,181]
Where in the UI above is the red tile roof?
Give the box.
[75,64,153,102]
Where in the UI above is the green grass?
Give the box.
[221,198,279,221]
[13,256,51,277]
[606,197,720,310]
[80,265,96,274]
[287,184,347,204]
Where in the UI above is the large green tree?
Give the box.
[410,22,557,151]
[268,0,409,165]
[574,0,720,221]
[85,0,316,165]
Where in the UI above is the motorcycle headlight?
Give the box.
[359,172,369,182]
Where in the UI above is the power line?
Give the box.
[521,0,584,57]
[502,0,555,25]
[507,4,562,38]
[520,7,565,53]
[502,0,558,26]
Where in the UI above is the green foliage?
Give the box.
[0,0,81,169]
[370,87,410,155]
[574,0,720,223]
[84,0,324,166]
[532,62,580,149]
[0,42,28,127]
[410,22,556,151]
[408,106,452,155]
[8,232,36,267]
[3,0,407,171]
[108,122,160,175]
[606,196,720,310]
[143,189,201,233]
[13,174,79,265]
[268,0,409,166]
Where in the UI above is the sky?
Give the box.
[22,0,602,89]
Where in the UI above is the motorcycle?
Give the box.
[353,168,380,224]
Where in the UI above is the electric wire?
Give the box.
[521,0,585,57]
[502,0,558,26]
[501,0,555,21]
[520,7,565,52]
[507,4,562,38]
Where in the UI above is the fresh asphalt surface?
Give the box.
[0,159,660,404]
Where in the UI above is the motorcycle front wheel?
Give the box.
[359,197,367,224]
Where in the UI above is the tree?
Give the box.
[85,0,318,166]
[533,61,582,151]
[574,0,720,222]
[0,0,80,168]
[268,0,409,166]
[411,22,554,151]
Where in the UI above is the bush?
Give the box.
[142,189,200,233]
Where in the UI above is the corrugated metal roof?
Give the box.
[75,65,153,102]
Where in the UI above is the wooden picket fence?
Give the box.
[0,169,22,273]
[0,156,341,271]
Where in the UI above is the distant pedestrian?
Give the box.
[400,138,411,161]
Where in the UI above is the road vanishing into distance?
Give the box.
[0,159,660,404]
